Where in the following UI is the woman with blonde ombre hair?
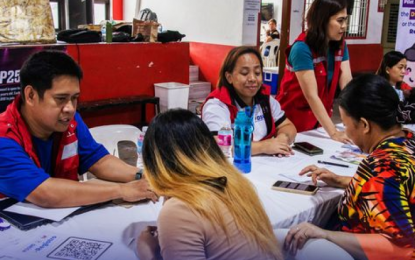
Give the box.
[136,108,282,260]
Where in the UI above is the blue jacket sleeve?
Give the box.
[0,138,50,201]
[75,113,109,174]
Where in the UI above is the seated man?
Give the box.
[0,51,158,208]
[265,18,280,43]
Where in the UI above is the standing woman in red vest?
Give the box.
[202,46,297,156]
[276,0,352,143]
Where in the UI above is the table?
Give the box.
[0,128,358,260]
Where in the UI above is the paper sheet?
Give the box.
[4,202,80,222]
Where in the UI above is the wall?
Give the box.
[289,1,304,45]
[66,42,189,127]
[189,43,234,88]
[123,0,136,21]
[126,0,260,88]
[136,0,246,46]
[122,0,384,86]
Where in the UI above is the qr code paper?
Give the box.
[47,237,112,260]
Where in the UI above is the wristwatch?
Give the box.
[135,169,143,180]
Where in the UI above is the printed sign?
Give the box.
[397,0,415,88]
[0,46,66,112]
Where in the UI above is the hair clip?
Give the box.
[201,176,227,191]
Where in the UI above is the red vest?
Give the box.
[202,86,276,140]
[0,96,80,198]
[276,32,344,132]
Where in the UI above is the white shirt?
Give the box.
[392,86,405,101]
[202,97,285,141]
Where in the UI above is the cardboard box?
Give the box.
[154,82,189,112]
[189,81,211,100]
[189,65,199,82]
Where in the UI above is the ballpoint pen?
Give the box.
[317,160,349,168]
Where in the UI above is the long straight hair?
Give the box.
[305,0,348,56]
[143,109,282,259]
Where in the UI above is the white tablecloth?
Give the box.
[0,129,359,260]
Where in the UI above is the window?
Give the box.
[94,0,110,24]
[49,0,66,31]
[303,0,370,39]
[386,3,399,44]
[378,0,387,12]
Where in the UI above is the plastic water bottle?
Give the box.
[101,24,106,41]
[233,107,254,173]
[137,126,148,165]
[218,123,233,157]
[105,21,113,43]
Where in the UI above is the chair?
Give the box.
[260,39,280,67]
[89,124,141,157]
[83,124,141,181]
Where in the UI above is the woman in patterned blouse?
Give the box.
[284,74,414,260]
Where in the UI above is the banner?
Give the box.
[396,0,415,87]
[0,46,66,112]
[242,0,261,45]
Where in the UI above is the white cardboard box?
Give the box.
[189,65,199,82]
[154,82,189,112]
[189,81,211,100]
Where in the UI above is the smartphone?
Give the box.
[293,142,323,155]
[272,180,319,195]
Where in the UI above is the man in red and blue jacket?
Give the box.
[0,51,157,207]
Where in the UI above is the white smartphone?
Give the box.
[272,180,318,195]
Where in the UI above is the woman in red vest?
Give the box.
[202,46,297,156]
[276,0,352,143]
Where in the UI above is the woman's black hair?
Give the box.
[142,108,224,177]
[376,51,407,89]
[339,74,400,130]
[305,0,348,56]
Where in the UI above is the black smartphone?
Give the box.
[272,180,318,195]
[293,142,323,155]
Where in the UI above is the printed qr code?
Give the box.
[47,237,112,260]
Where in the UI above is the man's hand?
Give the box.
[119,179,159,203]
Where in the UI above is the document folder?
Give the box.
[0,198,107,231]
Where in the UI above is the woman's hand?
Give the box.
[136,226,162,260]
[284,223,328,255]
[254,137,294,157]
[299,165,348,188]
[330,130,352,144]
